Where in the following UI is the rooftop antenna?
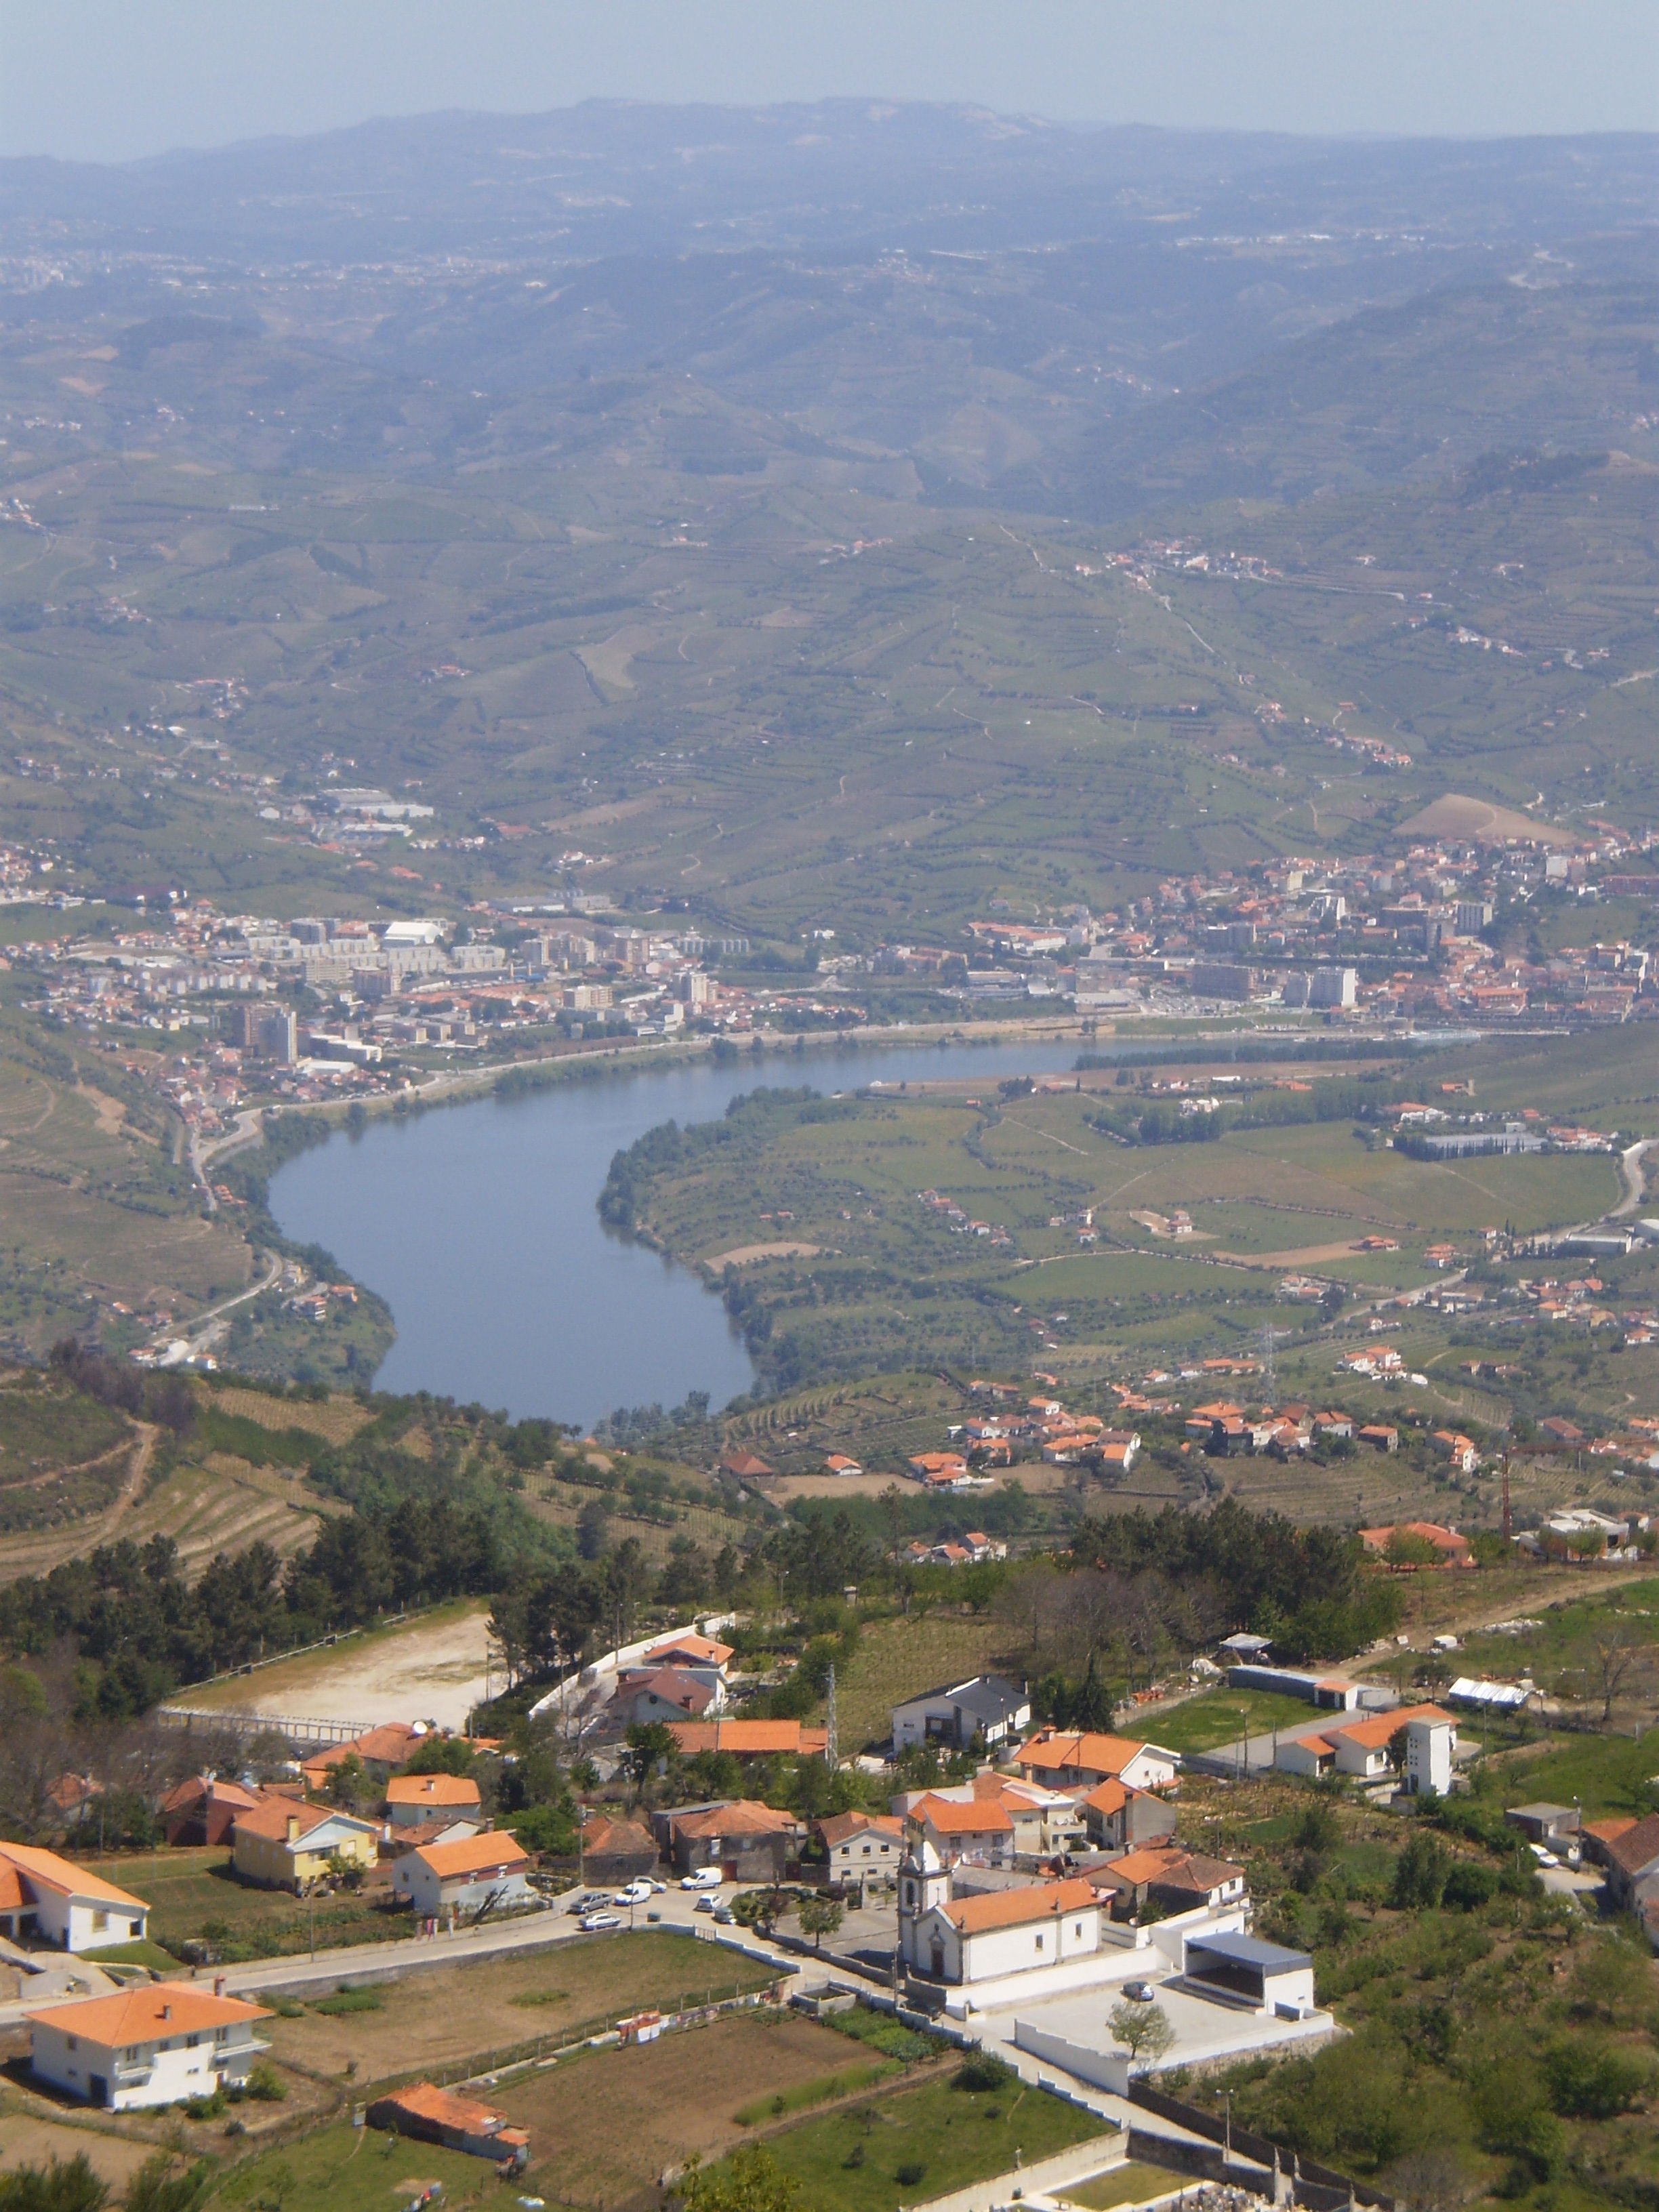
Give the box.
[825,1662,838,1769]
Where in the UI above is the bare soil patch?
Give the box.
[496,2011,861,2209]
[186,1601,493,1729]
[706,1240,822,1267]
[262,1932,773,2086]
[207,1388,375,1448]
[0,2113,160,2189]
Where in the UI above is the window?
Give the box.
[67,2037,78,2052]
[91,1911,109,1933]
[1035,1933,1044,1952]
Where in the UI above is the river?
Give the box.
[268,1035,1093,1428]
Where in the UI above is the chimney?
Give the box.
[161,2003,172,2021]
[287,1816,301,1843]
[213,1975,226,1998]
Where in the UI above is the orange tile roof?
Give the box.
[386,1774,483,1808]
[0,1843,148,1913]
[375,2082,509,2133]
[231,1800,346,1845]
[1012,1731,1164,1777]
[817,1812,903,1848]
[945,1877,1099,1935]
[1329,1702,1452,1752]
[667,1719,830,1757]
[644,1631,735,1667]
[409,1832,530,1879]
[1584,1815,1639,1844]
[1082,1780,1128,1815]
[27,1984,270,2043]
[916,1795,1014,1835]
[0,1863,27,1912]
[671,1799,803,1840]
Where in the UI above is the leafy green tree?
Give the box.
[121,2157,212,2212]
[678,2147,802,2212]
[1108,1999,1175,2073]
[797,1895,843,1952]
[1390,1831,1448,1910]
[403,1736,476,1778]
[1542,2036,1655,2118]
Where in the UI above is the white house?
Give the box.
[892,1675,1031,1753]
[385,1774,483,1829]
[28,1984,271,2110]
[393,1831,534,1919]
[0,1843,148,1953]
[1011,1730,1180,1795]
[817,1811,903,1896]
[1275,1703,1455,1785]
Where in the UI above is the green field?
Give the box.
[210,2122,495,2212]
[736,2070,1111,2212]
[1120,1687,1320,1755]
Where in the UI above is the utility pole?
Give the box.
[1501,1452,1512,1542]
[825,1664,838,1769]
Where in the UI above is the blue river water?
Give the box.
[268,1036,1092,1428]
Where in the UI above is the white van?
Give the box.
[680,1866,724,1891]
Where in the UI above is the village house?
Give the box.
[1275,1704,1456,1790]
[579,1816,659,1889]
[666,1717,830,1759]
[1360,1521,1473,1567]
[909,1793,1014,1869]
[659,1800,806,1883]
[617,1666,720,1725]
[1088,1845,1246,1921]
[0,1844,149,1954]
[27,1984,272,2110]
[386,1773,483,1828]
[162,1774,276,1849]
[1012,1729,1181,1794]
[891,1674,1031,1753]
[298,1721,436,1794]
[230,1801,379,1893]
[817,1811,904,1900]
[393,1831,534,1920]
[1431,1431,1481,1475]
[1079,1778,1181,1854]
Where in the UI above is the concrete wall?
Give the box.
[1013,2018,1131,2095]
[909,2129,1128,2212]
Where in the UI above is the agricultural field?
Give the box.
[492,2009,889,2211]
[209,2120,497,2212]
[258,1933,776,2088]
[1119,1686,1318,1756]
[832,1611,1017,1757]
[0,1001,254,1359]
[62,1845,411,1964]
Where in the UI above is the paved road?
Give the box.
[0,1884,800,2031]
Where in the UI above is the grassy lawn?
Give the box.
[1061,2160,1190,2209]
[1120,1688,1317,1754]
[69,1847,408,1961]
[209,2121,495,2212]
[753,2070,1110,2212]
[78,1938,182,1971]
[1490,1723,1659,1821]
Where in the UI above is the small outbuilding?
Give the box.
[366,2083,529,2171]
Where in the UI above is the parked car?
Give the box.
[1122,1980,1156,2003]
[681,1868,723,1891]
[580,1910,622,1931]
[712,1906,735,1925]
[695,1896,716,1914]
[649,1880,668,1893]
[612,1881,653,1905]
[1529,1844,1559,1868]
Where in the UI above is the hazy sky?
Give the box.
[1,1,1655,163]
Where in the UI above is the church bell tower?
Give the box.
[897,1830,951,1971]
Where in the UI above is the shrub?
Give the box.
[1543,2037,1655,2119]
[1441,1862,1497,1912]
[245,2064,286,2103]
[311,1984,382,2015]
[956,2051,1015,2092]
[896,2164,928,2188]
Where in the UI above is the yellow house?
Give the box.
[230,1801,378,1892]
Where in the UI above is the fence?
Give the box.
[1127,2081,1389,2209]
[156,1706,376,1748]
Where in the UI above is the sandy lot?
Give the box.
[497,2011,865,2208]
[186,1601,494,1729]
[706,1240,822,1267]
[0,2114,160,2189]
[1212,1237,1391,1269]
